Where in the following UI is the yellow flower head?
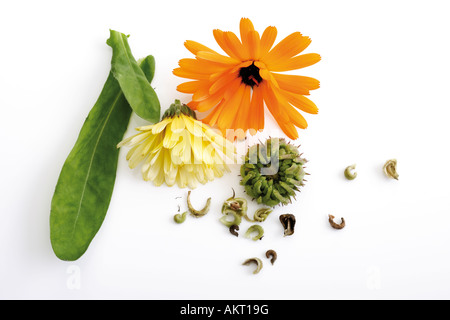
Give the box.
[117,100,236,188]
[173,17,321,140]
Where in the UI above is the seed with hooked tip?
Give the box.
[229,224,239,237]
[245,224,264,241]
[265,250,277,265]
[242,257,263,274]
[187,191,211,217]
[328,214,345,229]
[383,159,399,180]
[344,164,357,180]
[173,211,188,224]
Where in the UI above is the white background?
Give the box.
[1,0,450,300]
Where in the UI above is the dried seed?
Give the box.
[265,250,277,265]
[383,159,399,180]
[244,207,273,222]
[328,214,345,229]
[220,210,242,228]
[173,211,188,224]
[254,208,273,222]
[220,192,248,227]
[242,257,263,274]
[187,191,211,217]
[279,214,296,236]
[245,225,264,241]
[229,224,239,237]
[344,164,357,180]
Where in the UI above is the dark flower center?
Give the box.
[239,62,262,87]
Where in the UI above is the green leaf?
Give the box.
[50,72,132,261]
[139,55,156,84]
[107,30,160,123]
[50,73,133,261]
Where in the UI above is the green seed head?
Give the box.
[240,138,307,207]
[161,99,197,120]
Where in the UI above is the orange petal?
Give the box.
[201,100,225,126]
[223,31,248,61]
[197,50,239,65]
[177,80,205,94]
[259,69,279,88]
[233,84,252,131]
[279,121,299,140]
[178,58,228,74]
[173,67,211,80]
[218,83,246,130]
[248,86,264,131]
[272,73,320,94]
[209,70,238,95]
[247,30,261,60]
[192,85,211,102]
[223,77,243,101]
[261,82,289,124]
[281,90,319,114]
[213,29,241,61]
[263,32,311,64]
[240,18,255,58]
[282,102,308,129]
[240,18,255,43]
[196,86,228,112]
[187,100,199,111]
[184,40,218,55]
[260,26,277,57]
[266,53,321,72]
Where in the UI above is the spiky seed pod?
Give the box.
[240,138,307,207]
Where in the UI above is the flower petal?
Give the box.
[240,18,255,45]
[173,67,211,80]
[213,29,242,61]
[200,99,225,127]
[263,32,311,64]
[218,82,246,130]
[170,115,185,133]
[234,84,252,132]
[223,31,248,61]
[184,116,204,137]
[248,86,264,132]
[261,82,289,124]
[272,73,320,95]
[283,103,308,129]
[281,90,319,114]
[196,50,239,65]
[184,40,218,55]
[267,53,321,72]
[178,58,228,74]
[177,80,207,94]
[247,30,261,60]
[260,26,277,57]
[152,118,171,134]
[208,70,238,96]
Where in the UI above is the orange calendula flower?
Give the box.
[173,18,321,140]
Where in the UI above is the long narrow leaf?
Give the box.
[50,72,132,261]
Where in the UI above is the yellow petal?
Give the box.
[152,118,171,134]
[184,117,204,137]
[170,115,185,133]
[136,124,154,131]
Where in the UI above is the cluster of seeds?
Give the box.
[240,138,307,207]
